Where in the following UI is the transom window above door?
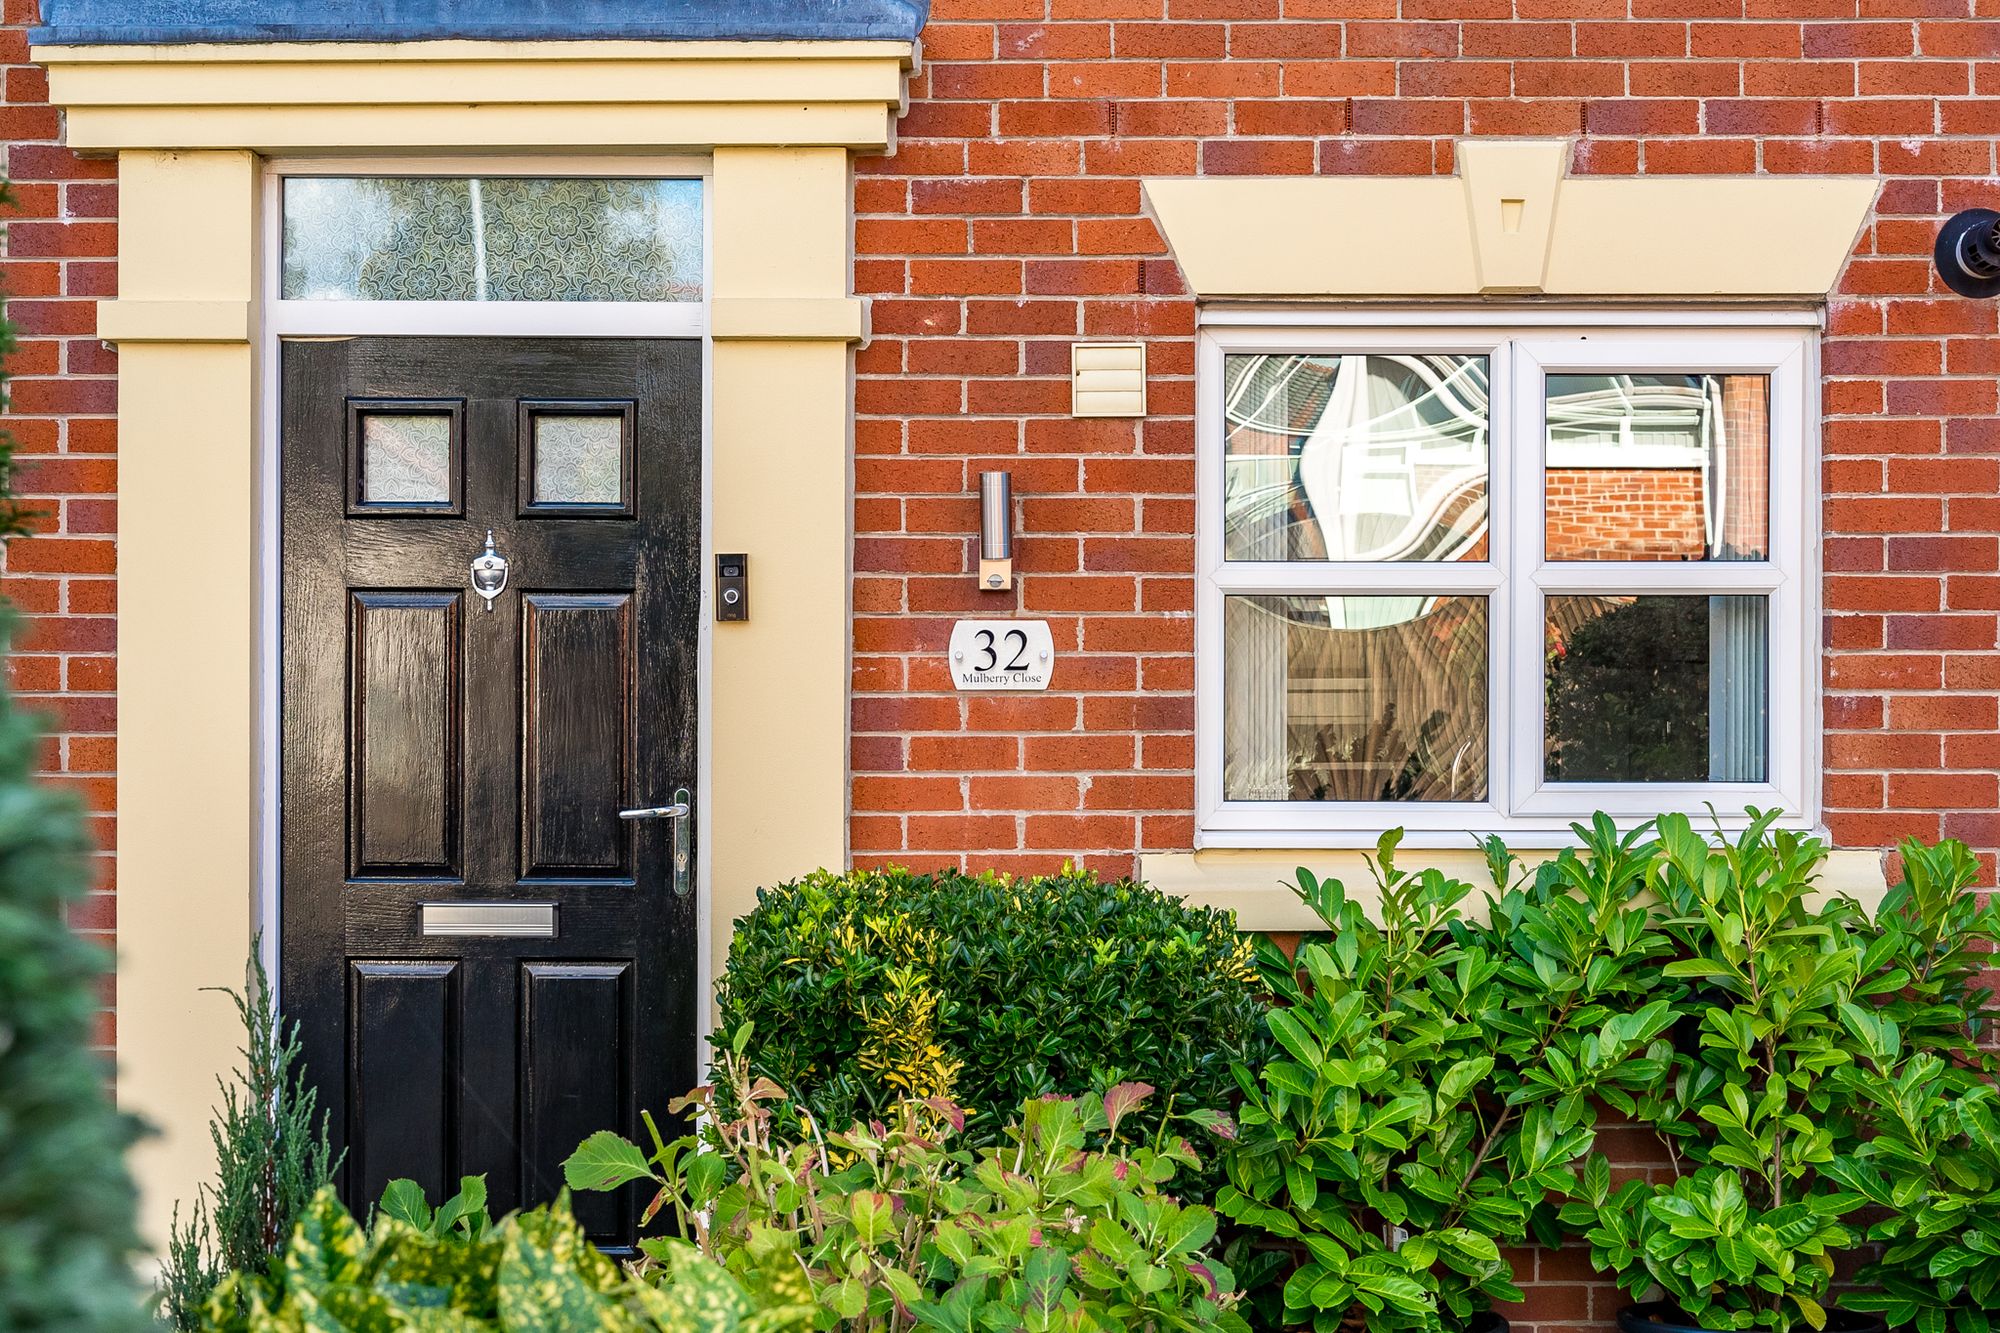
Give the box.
[1196,320,1813,845]
[280,175,704,303]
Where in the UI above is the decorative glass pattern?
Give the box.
[1222,353,1490,563]
[283,177,704,302]
[359,412,452,504]
[1223,594,1489,802]
[533,415,625,505]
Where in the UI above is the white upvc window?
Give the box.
[1195,313,1817,848]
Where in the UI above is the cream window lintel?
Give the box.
[1142,138,1878,300]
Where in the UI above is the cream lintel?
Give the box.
[1143,138,1879,301]
[33,38,914,153]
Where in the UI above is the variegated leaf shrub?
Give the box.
[196,1176,801,1332]
[563,1026,1249,1332]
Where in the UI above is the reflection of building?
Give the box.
[1546,374,1771,562]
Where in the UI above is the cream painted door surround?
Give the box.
[32,37,914,1246]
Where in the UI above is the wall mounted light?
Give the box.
[1936,208,2000,300]
[978,470,1013,592]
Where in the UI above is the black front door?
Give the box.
[280,337,700,1245]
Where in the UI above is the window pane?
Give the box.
[359,411,452,505]
[283,177,704,302]
[1544,374,1769,561]
[1222,353,1489,563]
[1545,594,1768,783]
[532,414,625,506]
[1224,594,1488,802]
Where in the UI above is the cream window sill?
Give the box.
[1144,847,1892,933]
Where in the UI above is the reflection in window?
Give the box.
[1224,594,1488,802]
[1545,594,1768,783]
[1544,374,1769,561]
[1222,354,1489,563]
[283,177,704,302]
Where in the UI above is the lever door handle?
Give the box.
[618,803,688,820]
[618,789,694,898]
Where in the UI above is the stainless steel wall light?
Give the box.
[978,470,1013,592]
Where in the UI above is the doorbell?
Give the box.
[716,553,749,622]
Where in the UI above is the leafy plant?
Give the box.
[376,1175,493,1242]
[195,1181,776,1332]
[1221,823,1676,1333]
[1560,811,1863,1333]
[1816,836,2000,1333]
[715,866,1268,1155]
[563,1026,1248,1332]
[159,946,339,1329]
[0,613,150,1331]
[1842,837,1999,1069]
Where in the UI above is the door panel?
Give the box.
[347,960,460,1210]
[349,591,463,877]
[520,961,632,1238]
[283,338,700,1247]
[521,592,633,880]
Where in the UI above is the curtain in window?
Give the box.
[1709,375,1771,781]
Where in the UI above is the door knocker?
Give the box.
[470,530,509,612]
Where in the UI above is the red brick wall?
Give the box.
[851,0,2000,889]
[1,0,117,1051]
[1545,467,1707,559]
[849,9,1999,1324]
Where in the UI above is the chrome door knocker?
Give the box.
[470,530,509,612]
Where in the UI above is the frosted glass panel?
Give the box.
[360,413,452,504]
[283,177,704,301]
[1222,353,1490,563]
[533,415,625,505]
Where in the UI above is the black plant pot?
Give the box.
[1467,1312,1512,1333]
[1619,1300,1887,1333]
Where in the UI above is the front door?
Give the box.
[280,337,700,1246]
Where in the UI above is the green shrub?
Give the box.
[0,616,150,1332]
[564,1029,1247,1332]
[715,865,1269,1150]
[1221,822,1676,1333]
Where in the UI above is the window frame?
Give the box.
[1194,315,1819,848]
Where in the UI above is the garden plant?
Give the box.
[563,1022,1249,1332]
[1220,820,1678,1333]
[715,865,1268,1154]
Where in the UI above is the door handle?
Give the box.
[618,787,693,898]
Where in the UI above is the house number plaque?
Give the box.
[949,619,1054,692]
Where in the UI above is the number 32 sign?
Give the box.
[949,619,1055,692]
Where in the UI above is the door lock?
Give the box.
[617,786,693,897]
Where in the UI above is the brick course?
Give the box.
[1,0,116,1051]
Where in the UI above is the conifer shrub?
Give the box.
[157,950,337,1330]
[0,618,150,1331]
[714,865,1269,1150]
